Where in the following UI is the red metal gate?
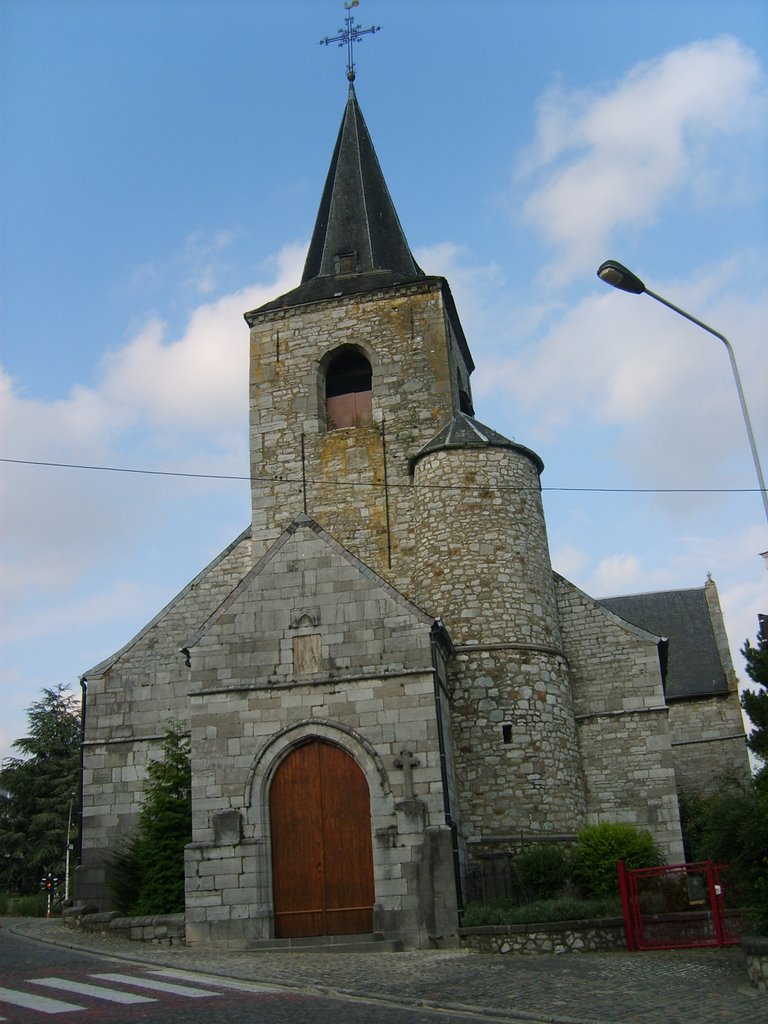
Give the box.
[618,860,741,951]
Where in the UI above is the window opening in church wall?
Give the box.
[325,349,372,429]
[293,633,322,675]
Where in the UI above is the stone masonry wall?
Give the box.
[448,647,586,840]
[76,531,253,908]
[412,446,586,844]
[668,696,751,797]
[182,519,458,948]
[412,447,557,645]
[554,575,685,861]
[247,279,469,596]
[668,576,750,796]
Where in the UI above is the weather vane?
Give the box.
[320,1,381,82]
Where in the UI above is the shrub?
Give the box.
[461,895,622,928]
[0,892,49,917]
[108,724,191,915]
[513,844,569,901]
[573,823,661,898]
[680,778,768,935]
[108,835,144,915]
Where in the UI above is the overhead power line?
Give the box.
[0,457,762,496]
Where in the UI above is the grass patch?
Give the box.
[0,893,51,917]
[461,896,623,928]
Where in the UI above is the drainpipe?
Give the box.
[76,677,87,871]
[430,622,463,920]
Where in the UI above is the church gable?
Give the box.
[554,573,683,859]
[81,527,253,749]
[74,527,252,908]
[184,513,438,690]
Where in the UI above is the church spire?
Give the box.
[301,83,423,286]
[254,85,424,314]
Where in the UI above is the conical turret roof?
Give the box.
[253,84,424,314]
[409,413,545,475]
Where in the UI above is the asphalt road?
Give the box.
[0,925,526,1024]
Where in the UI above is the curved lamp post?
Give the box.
[596,260,768,527]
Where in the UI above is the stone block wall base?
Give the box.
[459,918,626,955]
[62,907,186,945]
[743,935,768,992]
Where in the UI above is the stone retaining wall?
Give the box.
[459,917,626,955]
[63,907,185,945]
[743,935,768,992]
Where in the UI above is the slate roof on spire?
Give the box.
[252,84,424,314]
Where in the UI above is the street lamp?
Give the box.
[596,260,768,526]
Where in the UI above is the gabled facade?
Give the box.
[601,577,749,797]
[75,84,749,949]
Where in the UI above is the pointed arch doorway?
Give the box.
[269,739,375,938]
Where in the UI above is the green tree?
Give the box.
[0,686,81,896]
[741,621,768,774]
[110,724,192,915]
[681,778,768,935]
[572,823,661,898]
[513,844,569,901]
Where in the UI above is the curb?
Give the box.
[4,917,599,1024]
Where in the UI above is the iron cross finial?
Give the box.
[320,1,381,82]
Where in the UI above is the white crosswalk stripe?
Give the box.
[0,986,85,1014]
[90,972,221,998]
[0,968,274,1017]
[148,968,286,993]
[32,978,155,1004]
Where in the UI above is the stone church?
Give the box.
[75,83,749,949]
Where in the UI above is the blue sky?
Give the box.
[1,0,767,762]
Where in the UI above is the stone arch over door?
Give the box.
[245,720,394,939]
[270,738,374,937]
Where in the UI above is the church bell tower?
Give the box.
[244,84,476,595]
[244,81,587,845]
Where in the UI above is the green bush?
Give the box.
[573,823,661,898]
[108,835,144,916]
[0,892,49,917]
[461,895,622,927]
[513,844,569,901]
[108,724,191,916]
[680,778,768,935]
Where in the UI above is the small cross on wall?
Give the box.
[394,749,420,800]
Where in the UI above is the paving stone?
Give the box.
[9,919,763,1024]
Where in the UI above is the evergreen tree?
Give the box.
[0,686,81,895]
[110,724,192,915]
[741,618,768,774]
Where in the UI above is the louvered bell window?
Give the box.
[325,349,372,430]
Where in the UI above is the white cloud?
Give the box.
[414,241,506,336]
[100,241,306,430]
[0,241,305,615]
[1,244,310,760]
[476,256,768,497]
[518,37,766,284]
[587,554,645,597]
[551,544,589,581]
[131,228,244,298]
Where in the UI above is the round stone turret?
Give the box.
[411,415,586,841]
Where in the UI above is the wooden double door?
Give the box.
[269,740,375,938]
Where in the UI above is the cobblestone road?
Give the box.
[4,919,762,1024]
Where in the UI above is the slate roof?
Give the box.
[600,587,729,700]
[409,412,544,474]
[252,84,424,314]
